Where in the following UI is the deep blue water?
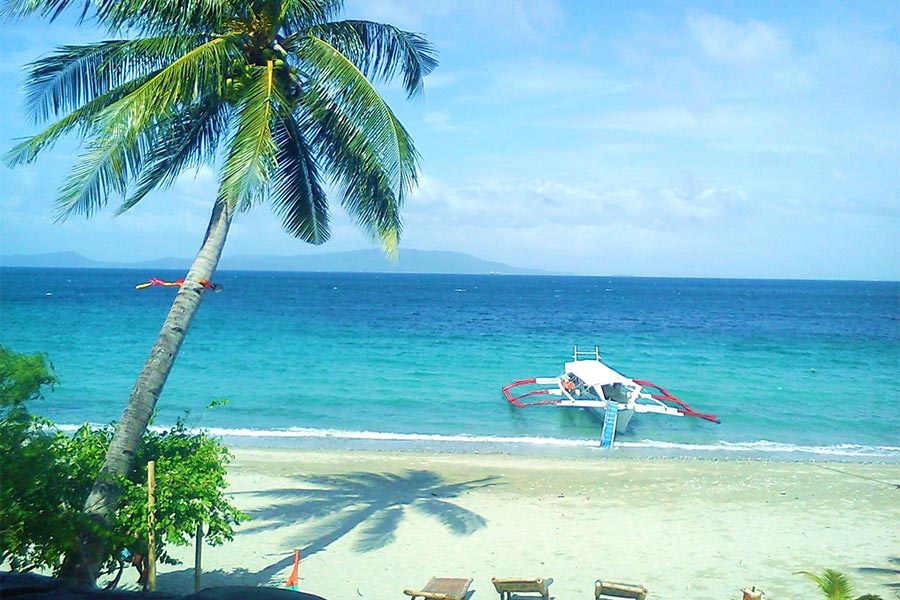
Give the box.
[1,268,898,460]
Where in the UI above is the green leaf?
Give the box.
[298,33,421,250]
[47,35,238,220]
[310,19,438,98]
[91,34,237,148]
[5,74,152,168]
[797,569,855,600]
[118,99,229,214]
[218,60,285,212]
[2,0,236,36]
[270,113,330,243]
[279,0,343,32]
[0,346,57,407]
[20,36,212,123]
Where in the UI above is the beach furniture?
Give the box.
[594,579,648,600]
[403,577,473,600]
[491,577,552,599]
[503,345,720,447]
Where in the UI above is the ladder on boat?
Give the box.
[599,403,619,448]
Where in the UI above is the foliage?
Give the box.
[69,420,250,567]
[0,346,71,571]
[0,411,79,571]
[796,569,884,600]
[0,346,57,406]
[2,418,249,576]
[0,347,248,577]
[4,0,439,253]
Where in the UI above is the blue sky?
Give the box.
[1,0,898,279]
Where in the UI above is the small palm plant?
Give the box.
[796,569,884,600]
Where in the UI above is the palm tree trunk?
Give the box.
[71,199,233,585]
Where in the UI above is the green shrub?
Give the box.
[0,346,249,579]
[0,346,57,406]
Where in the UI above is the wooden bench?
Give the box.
[491,577,553,600]
[595,579,648,600]
[403,577,473,600]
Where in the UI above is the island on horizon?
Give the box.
[0,249,557,276]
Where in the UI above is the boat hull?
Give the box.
[586,406,634,433]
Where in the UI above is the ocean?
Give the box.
[1,267,898,461]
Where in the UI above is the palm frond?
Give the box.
[53,119,147,220]
[24,41,127,123]
[117,100,229,214]
[2,0,235,35]
[270,114,330,243]
[299,34,419,192]
[5,73,152,167]
[94,34,239,146]
[8,0,434,257]
[797,569,854,600]
[297,35,421,251]
[93,0,234,36]
[279,0,343,32]
[218,60,285,212]
[0,0,79,22]
[301,86,403,251]
[44,34,238,220]
[309,20,438,98]
[23,36,213,123]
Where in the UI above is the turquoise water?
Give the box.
[1,268,898,461]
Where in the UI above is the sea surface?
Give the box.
[1,268,898,461]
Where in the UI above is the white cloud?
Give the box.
[687,12,790,66]
[423,110,451,127]
[405,174,754,235]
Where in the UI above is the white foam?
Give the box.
[56,423,900,460]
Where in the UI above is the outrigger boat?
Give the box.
[502,346,720,448]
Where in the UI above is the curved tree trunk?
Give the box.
[70,200,233,585]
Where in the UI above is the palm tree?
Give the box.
[797,569,884,600]
[4,0,437,583]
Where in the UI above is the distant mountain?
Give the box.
[1,249,552,275]
[1,251,100,268]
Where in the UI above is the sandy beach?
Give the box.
[154,449,900,600]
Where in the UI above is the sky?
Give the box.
[1,1,898,280]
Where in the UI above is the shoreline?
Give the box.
[56,421,900,462]
[154,447,900,600]
[211,431,900,463]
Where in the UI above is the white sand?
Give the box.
[155,449,900,600]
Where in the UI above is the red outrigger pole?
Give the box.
[632,380,721,424]
[502,378,559,407]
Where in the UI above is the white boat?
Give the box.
[502,346,720,447]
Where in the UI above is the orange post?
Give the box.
[285,549,300,591]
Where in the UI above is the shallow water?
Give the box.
[2,268,898,461]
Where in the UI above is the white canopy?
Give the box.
[565,359,635,388]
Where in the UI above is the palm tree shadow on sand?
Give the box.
[857,556,900,591]
[236,470,498,583]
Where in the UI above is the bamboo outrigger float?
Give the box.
[502,346,720,448]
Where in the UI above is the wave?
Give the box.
[56,424,900,461]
